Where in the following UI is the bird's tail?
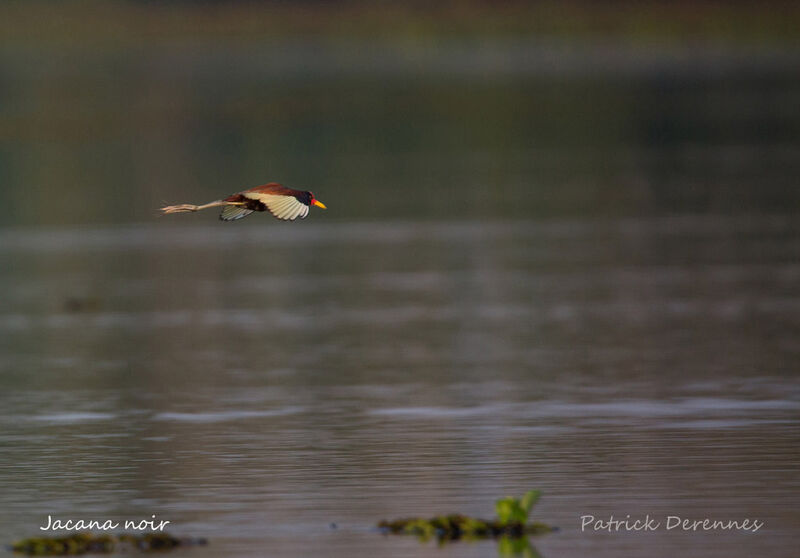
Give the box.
[160,200,242,215]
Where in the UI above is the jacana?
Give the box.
[160,183,326,221]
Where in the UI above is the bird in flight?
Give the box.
[160,183,326,221]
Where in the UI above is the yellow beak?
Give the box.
[312,199,327,209]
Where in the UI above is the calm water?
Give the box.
[2,18,800,557]
[0,216,798,558]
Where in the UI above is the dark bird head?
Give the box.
[306,191,326,209]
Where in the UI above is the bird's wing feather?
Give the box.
[219,206,255,221]
[244,192,309,221]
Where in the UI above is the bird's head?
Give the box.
[308,192,327,210]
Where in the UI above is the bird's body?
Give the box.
[160,183,326,221]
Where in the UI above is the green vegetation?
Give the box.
[1,1,798,46]
[495,490,541,526]
[497,535,543,558]
[377,490,554,544]
[10,533,207,556]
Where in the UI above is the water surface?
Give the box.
[0,216,798,557]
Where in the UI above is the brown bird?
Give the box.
[160,183,326,221]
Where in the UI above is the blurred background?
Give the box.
[1,2,799,558]
[2,0,800,223]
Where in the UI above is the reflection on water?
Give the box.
[0,217,798,557]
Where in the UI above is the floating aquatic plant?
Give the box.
[10,533,207,556]
[377,490,554,545]
[495,490,541,526]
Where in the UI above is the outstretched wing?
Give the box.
[243,192,309,221]
[219,205,254,221]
